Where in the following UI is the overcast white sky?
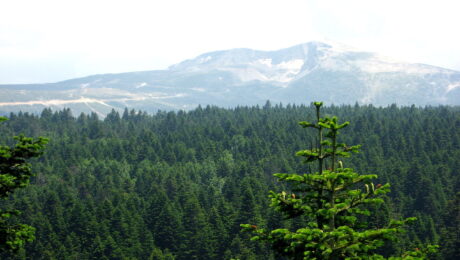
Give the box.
[1,0,459,84]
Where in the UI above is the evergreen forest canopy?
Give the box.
[0,103,458,259]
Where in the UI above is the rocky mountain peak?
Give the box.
[1,41,459,117]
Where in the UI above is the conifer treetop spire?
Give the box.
[242,102,434,259]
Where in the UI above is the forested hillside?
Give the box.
[0,103,458,259]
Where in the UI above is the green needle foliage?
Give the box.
[0,116,48,252]
[242,102,426,259]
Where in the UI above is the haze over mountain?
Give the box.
[1,41,459,117]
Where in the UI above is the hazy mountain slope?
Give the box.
[1,41,459,116]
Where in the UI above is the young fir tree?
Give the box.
[0,116,48,252]
[242,102,435,259]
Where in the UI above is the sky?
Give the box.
[1,0,459,84]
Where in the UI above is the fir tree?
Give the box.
[241,102,428,259]
[0,116,48,252]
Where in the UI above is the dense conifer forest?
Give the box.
[0,103,458,259]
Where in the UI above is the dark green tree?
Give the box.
[242,102,425,259]
[0,116,48,252]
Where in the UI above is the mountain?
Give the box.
[1,41,459,116]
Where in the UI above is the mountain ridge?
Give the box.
[1,41,459,116]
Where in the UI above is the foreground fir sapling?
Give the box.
[0,116,48,252]
[241,102,435,259]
